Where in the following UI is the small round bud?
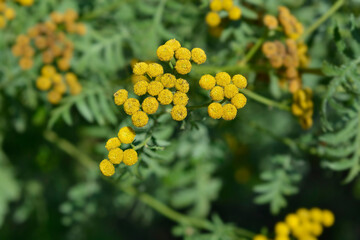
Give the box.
[175,47,191,60]
[158,89,173,105]
[210,86,224,101]
[105,137,121,151]
[118,126,136,144]
[142,97,159,114]
[123,149,138,166]
[231,93,247,109]
[108,148,124,164]
[171,105,187,121]
[133,62,148,75]
[215,72,231,87]
[222,103,237,120]
[157,44,174,61]
[134,80,149,96]
[173,91,189,106]
[99,159,115,176]
[208,102,223,119]
[199,74,216,90]
[175,60,192,75]
[191,48,207,64]
[147,81,164,96]
[114,89,128,106]
[232,75,247,89]
[123,98,140,115]
[132,111,149,128]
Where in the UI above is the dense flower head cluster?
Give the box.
[36,65,82,104]
[206,0,242,28]
[253,207,335,240]
[199,73,247,120]
[11,9,86,70]
[0,1,16,29]
[291,88,313,129]
[261,6,309,93]
[100,126,139,177]
[114,39,206,127]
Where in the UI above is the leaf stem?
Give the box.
[240,89,291,111]
[240,30,268,65]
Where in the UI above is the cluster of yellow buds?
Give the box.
[206,0,242,28]
[261,6,310,93]
[253,207,335,240]
[262,39,309,93]
[99,127,139,177]
[11,9,86,70]
[15,0,34,6]
[114,39,207,127]
[199,72,247,120]
[0,1,15,29]
[291,88,313,129]
[36,65,82,104]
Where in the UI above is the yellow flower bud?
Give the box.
[222,0,233,11]
[231,93,247,109]
[142,97,159,114]
[124,98,140,115]
[253,235,267,240]
[147,81,164,96]
[4,8,16,20]
[165,39,181,51]
[175,59,192,75]
[175,78,189,93]
[263,14,278,30]
[134,80,149,96]
[47,90,62,104]
[147,63,164,78]
[158,89,173,105]
[210,86,224,101]
[99,159,115,177]
[175,47,191,60]
[310,208,323,223]
[275,222,290,236]
[228,6,241,21]
[157,44,174,61]
[208,102,223,119]
[232,74,247,89]
[114,89,128,106]
[173,91,189,106]
[206,12,221,27]
[118,126,136,144]
[108,148,124,164]
[36,76,52,91]
[224,84,238,99]
[160,73,176,88]
[171,105,187,121]
[210,0,222,11]
[105,137,121,151]
[285,214,299,229]
[215,72,231,87]
[132,111,149,128]
[133,62,149,75]
[322,210,335,227]
[191,48,207,64]
[222,104,237,120]
[123,149,138,166]
[199,74,216,90]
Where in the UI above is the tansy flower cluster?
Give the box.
[261,6,309,93]
[199,72,247,120]
[0,1,15,29]
[114,39,207,127]
[99,127,139,177]
[291,88,313,129]
[206,0,242,28]
[253,207,335,240]
[11,9,86,70]
[36,65,82,104]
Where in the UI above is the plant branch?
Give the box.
[240,89,291,111]
[240,30,268,65]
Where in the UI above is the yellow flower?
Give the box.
[147,81,164,96]
[132,74,149,84]
[171,105,187,121]
[228,6,241,21]
[175,78,189,93]
[36,76,52,91]
[310,222,323,236]
[191,48,207,64]
[160,73,176,88]
[297,208,310,221]
[99,159,115,177]
[285,214,299,229]
[69,82,82,95]
[19,57,33,70]
[108,148,124,164]
[274,236,289,240]
[105,137,121,151]
[222,103,237,120]
[0,15,6,29]
[215,72,231,87]
[132,111,149,128]
[4,8,16,20]
[224,84,238,99]
[41,65,56,78]
[173,91,189,106]
[114,89,128,106]
[231,93,247,109]
[210,0,222,11]
[158,89,173,105]
[253,234,267,240]
[76,23,87,36]
[199,74,216,90]
[18,0,33,6]
[124,98,140,115]
[232,74,247,89]
[165,39,181,51]
[310,208,323,222]
[208,102,223,119]
[123,149,138,166]
[118,126,136,144]
[322,210,335,227]
[54,82,67,94]
[175,47,191,60]
[263,14,278,30]
[157,44,174,61]
[134,80,149,96]
[222,0,233,11]
[47,90,62,104]
[142,97,159,114]
[175,60,192,75]
[147,63,164,78]
[65,73,78,85]
[133,62,149,75]
[210,86,224,101]
[275,222,290,236]
[206,12,221,27]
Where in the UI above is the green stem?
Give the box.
[133,136,152,150]
[300,0,345,41]
[188,101,213,110]
[240,89,291,111]
[240,30,268,65]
